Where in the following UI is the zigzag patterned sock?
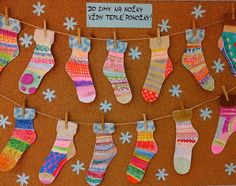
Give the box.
[211,95,236,155]
[0,107,36,171]
[182,29,214,91]
[39,121,77,184]
[142,36,173,102]
[86,123,117,186]
[65,36,96,103]
[103,39,132,104]
[19,29,55,94]
[126,120,158,183]
[0,15,21,72]
[173,108,198,174]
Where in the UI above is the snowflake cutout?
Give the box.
[0,115,11,129]
[155,168,168,181]
[128,47,142,60]
[43,88,56,102]
[64,17,77,31]
[169,84,182,97]
[212,58,225,73]
[32,1,45,16]
[99,100,112,113]
[225,163,236,176]
[19,33,33,48]
[120,131,132,144]
[200,107,212,121]
[71,160,85,175]
[158,19,171,33]
[191,5,206,19]
[16,173,29,186]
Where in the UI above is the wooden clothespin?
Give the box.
[143,113,147,129]
[113,31,117,49]
[157,28,161,44]
[4,7,9,26]
[192,19,197,36]
[22,97,26,115]
[180,100,185,110]
[43,20,47,38]
[78,28,81,45]
[222,85,229,102]
[101,114,105,130]
[232,3,235,20]
[65,112,69,129]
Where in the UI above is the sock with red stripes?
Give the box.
[126,120,158,183]
[39,120,77,184]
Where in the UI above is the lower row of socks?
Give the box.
[0,95,235,185]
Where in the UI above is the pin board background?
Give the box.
[0,1,235,186]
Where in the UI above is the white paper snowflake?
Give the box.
[158,19,171,33]
[19,33,33,48]
[32,1,45,16]
[169,85,182,97]
[0,115,11,129]
[16,173,29,186]
[128,47,142,60]
[212,58,225,73]
[71,160,85,175]
[64,17,77,31]
[225,163,236,176]
[200,107,212,120]
[120,131,132,144]
[99,100,112,113]
[155,168,168,181]
[191,5,206,19]
[43,88,56,102]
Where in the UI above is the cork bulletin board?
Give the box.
[0,0,236,186]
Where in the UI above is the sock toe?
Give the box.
[174,157,191,175]
[116,93,132,104]
[127,174,139,184]
[39,173,55,184]
[141,89,158,102]
[211,144,224,155]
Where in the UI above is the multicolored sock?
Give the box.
[19,29,55,94]
[182,29,214,91]
[141,36,173,102]
[65,36,96,103]
[173,108,199,174]
[103,39,132,104]
[86,123,117,186]
[0,107,36,171]
[39,121,77,184]
[0,15,21,72]
[126,120,158,183]
[218,25,236,76]
[211,95,236,155]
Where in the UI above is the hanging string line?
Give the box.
[0,86,235,126]
[0,12,224,40]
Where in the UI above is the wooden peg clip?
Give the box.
[157,28,161,44]
[232,3,235,20]
[179,100,184,110]
[143,113,147,129]
[4,7,9,26]
[222,85,229,102]
[78,28,81,45]
[101,114,105,130]
[22,97,26,115]
[192,19,197,36]
[43,20,47,38]
[113,31,117,49]
[65,112,69,129]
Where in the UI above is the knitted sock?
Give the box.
[65,36,96,103]
[173,108,199,174]
[141,36,173,102]
[218,25,236,76]
[211,95,236,155]
[103,39,132,104]
[0,15,21,72]
[127,120,158,183]
[19,29,55,94]
[86,123,117,186]
[0,107,36,171]
[182,29,214,91]
[39,121,77,184]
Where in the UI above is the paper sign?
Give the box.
[86,3,152,28]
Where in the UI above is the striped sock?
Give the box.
[65,36,96,103]
[141,36,173,102]
[0,15,21,72]
[103,39,132,104]
[182,29,214,91]
[19,29,55,94]
[126,120,158,183]
[211,95,236,155]
[39,121,77,184]
[86,123,117,186]
[173,108,198,174]
[0,107,36,171]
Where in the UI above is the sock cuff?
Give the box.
[14,107,35,120]
[57,120,78,136]
[185,29,205,44]
[220,94,236,107]
[106,39,127,53]
[150,35,170,49]
[136,120,155,132]
[0,15,21,33]
[223,25,236,33]
[173,108,193,122]
[93,123,115,134]
[69,35,91,52]
[34,29,55,46]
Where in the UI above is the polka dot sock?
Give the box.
[18,29,55,94]
[141,36,173,102]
